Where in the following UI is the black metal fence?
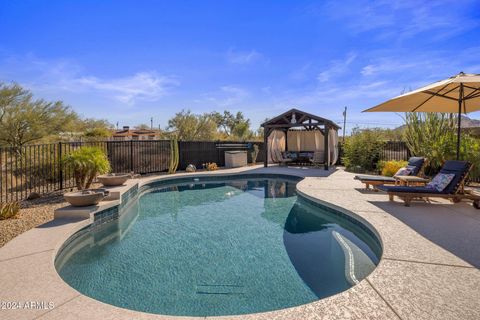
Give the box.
[380,141,411,161]
[0,140,264,202]
[2,138,476,202]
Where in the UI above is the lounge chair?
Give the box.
[376,160,480,208]
[273,149,292,166]
[354,157,426,190]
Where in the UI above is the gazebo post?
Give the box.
[284,128,289,152]
[263,127,269,167]
[324,125,329,170]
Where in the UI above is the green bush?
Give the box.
[343,128,386,173]
[378,160,408,177]
[403,113,480,176]
[0,202,20,220]
[62,146,111,190]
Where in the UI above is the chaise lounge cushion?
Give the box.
[406,157,425,176]
[376,185,443,194]
[354,175,396,183]
[377,160,470,195]
[354,156,425,183]
[438,160,470,194]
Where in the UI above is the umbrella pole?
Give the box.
[456,83,463,160]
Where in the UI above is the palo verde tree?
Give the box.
[210,110,254,140]
[0,83,79,148]
[167,109,217,140]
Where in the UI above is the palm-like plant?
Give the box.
[63,146,111,190]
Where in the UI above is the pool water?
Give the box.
[56,177,381,316]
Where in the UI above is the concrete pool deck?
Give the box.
[1,165,479,320]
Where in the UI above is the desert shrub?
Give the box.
[403,113,480,177]
[378,160,408,177]
[204,162,218,171]
[343,128,386,173]
[250,144,259,164]
[62,146,111,190]
[0,202,20,220]
[403,113,456,170]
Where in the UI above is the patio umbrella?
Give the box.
[363,72,480,159]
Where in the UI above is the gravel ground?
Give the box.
[0,183,103,248]
[0,191,66,248]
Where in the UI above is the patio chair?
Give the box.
[273,149,292,166]
[376,160,480,208]
[354,157,426,190]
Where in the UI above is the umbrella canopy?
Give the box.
[363,72,480,159]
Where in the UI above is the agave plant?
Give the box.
[0,202,20,220]
[62,146,111,190]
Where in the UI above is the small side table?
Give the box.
[395,176,430,186]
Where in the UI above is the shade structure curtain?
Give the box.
[314,130,323,151]
[284,129,338,165]
[329,129,339,165]
[302,131,317,151]
[267,130,286,163]
[286,131,301,151]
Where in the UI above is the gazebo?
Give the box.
[261,108,340,170]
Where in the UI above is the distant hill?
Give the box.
[460,115,480,128]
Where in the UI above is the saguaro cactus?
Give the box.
[168,139,179,174]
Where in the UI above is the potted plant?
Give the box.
[62,147,111,206]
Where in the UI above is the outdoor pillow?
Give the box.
[286,152,297,159]
[394,167,411,176]
[406,165,418,175]
[426,173,455,192]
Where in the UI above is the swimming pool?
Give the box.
[56,175,382,316]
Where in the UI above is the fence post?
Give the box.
[58,142,63,190]
[130,140,134,173]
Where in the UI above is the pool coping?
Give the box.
[1,165,479,320]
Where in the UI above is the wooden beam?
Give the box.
[297,114,307,123]
[284,128,289,152]
[265,123,325,129]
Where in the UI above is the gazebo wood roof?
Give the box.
[261,108,340,130]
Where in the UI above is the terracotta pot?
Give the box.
[97,173,130,186]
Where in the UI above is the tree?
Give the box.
[135,124,151,130]
[81,118,113,140]
[210,110,253,140]
[0,83,80,148]
[167,110,217,140]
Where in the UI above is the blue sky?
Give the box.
[1,0,479,132]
